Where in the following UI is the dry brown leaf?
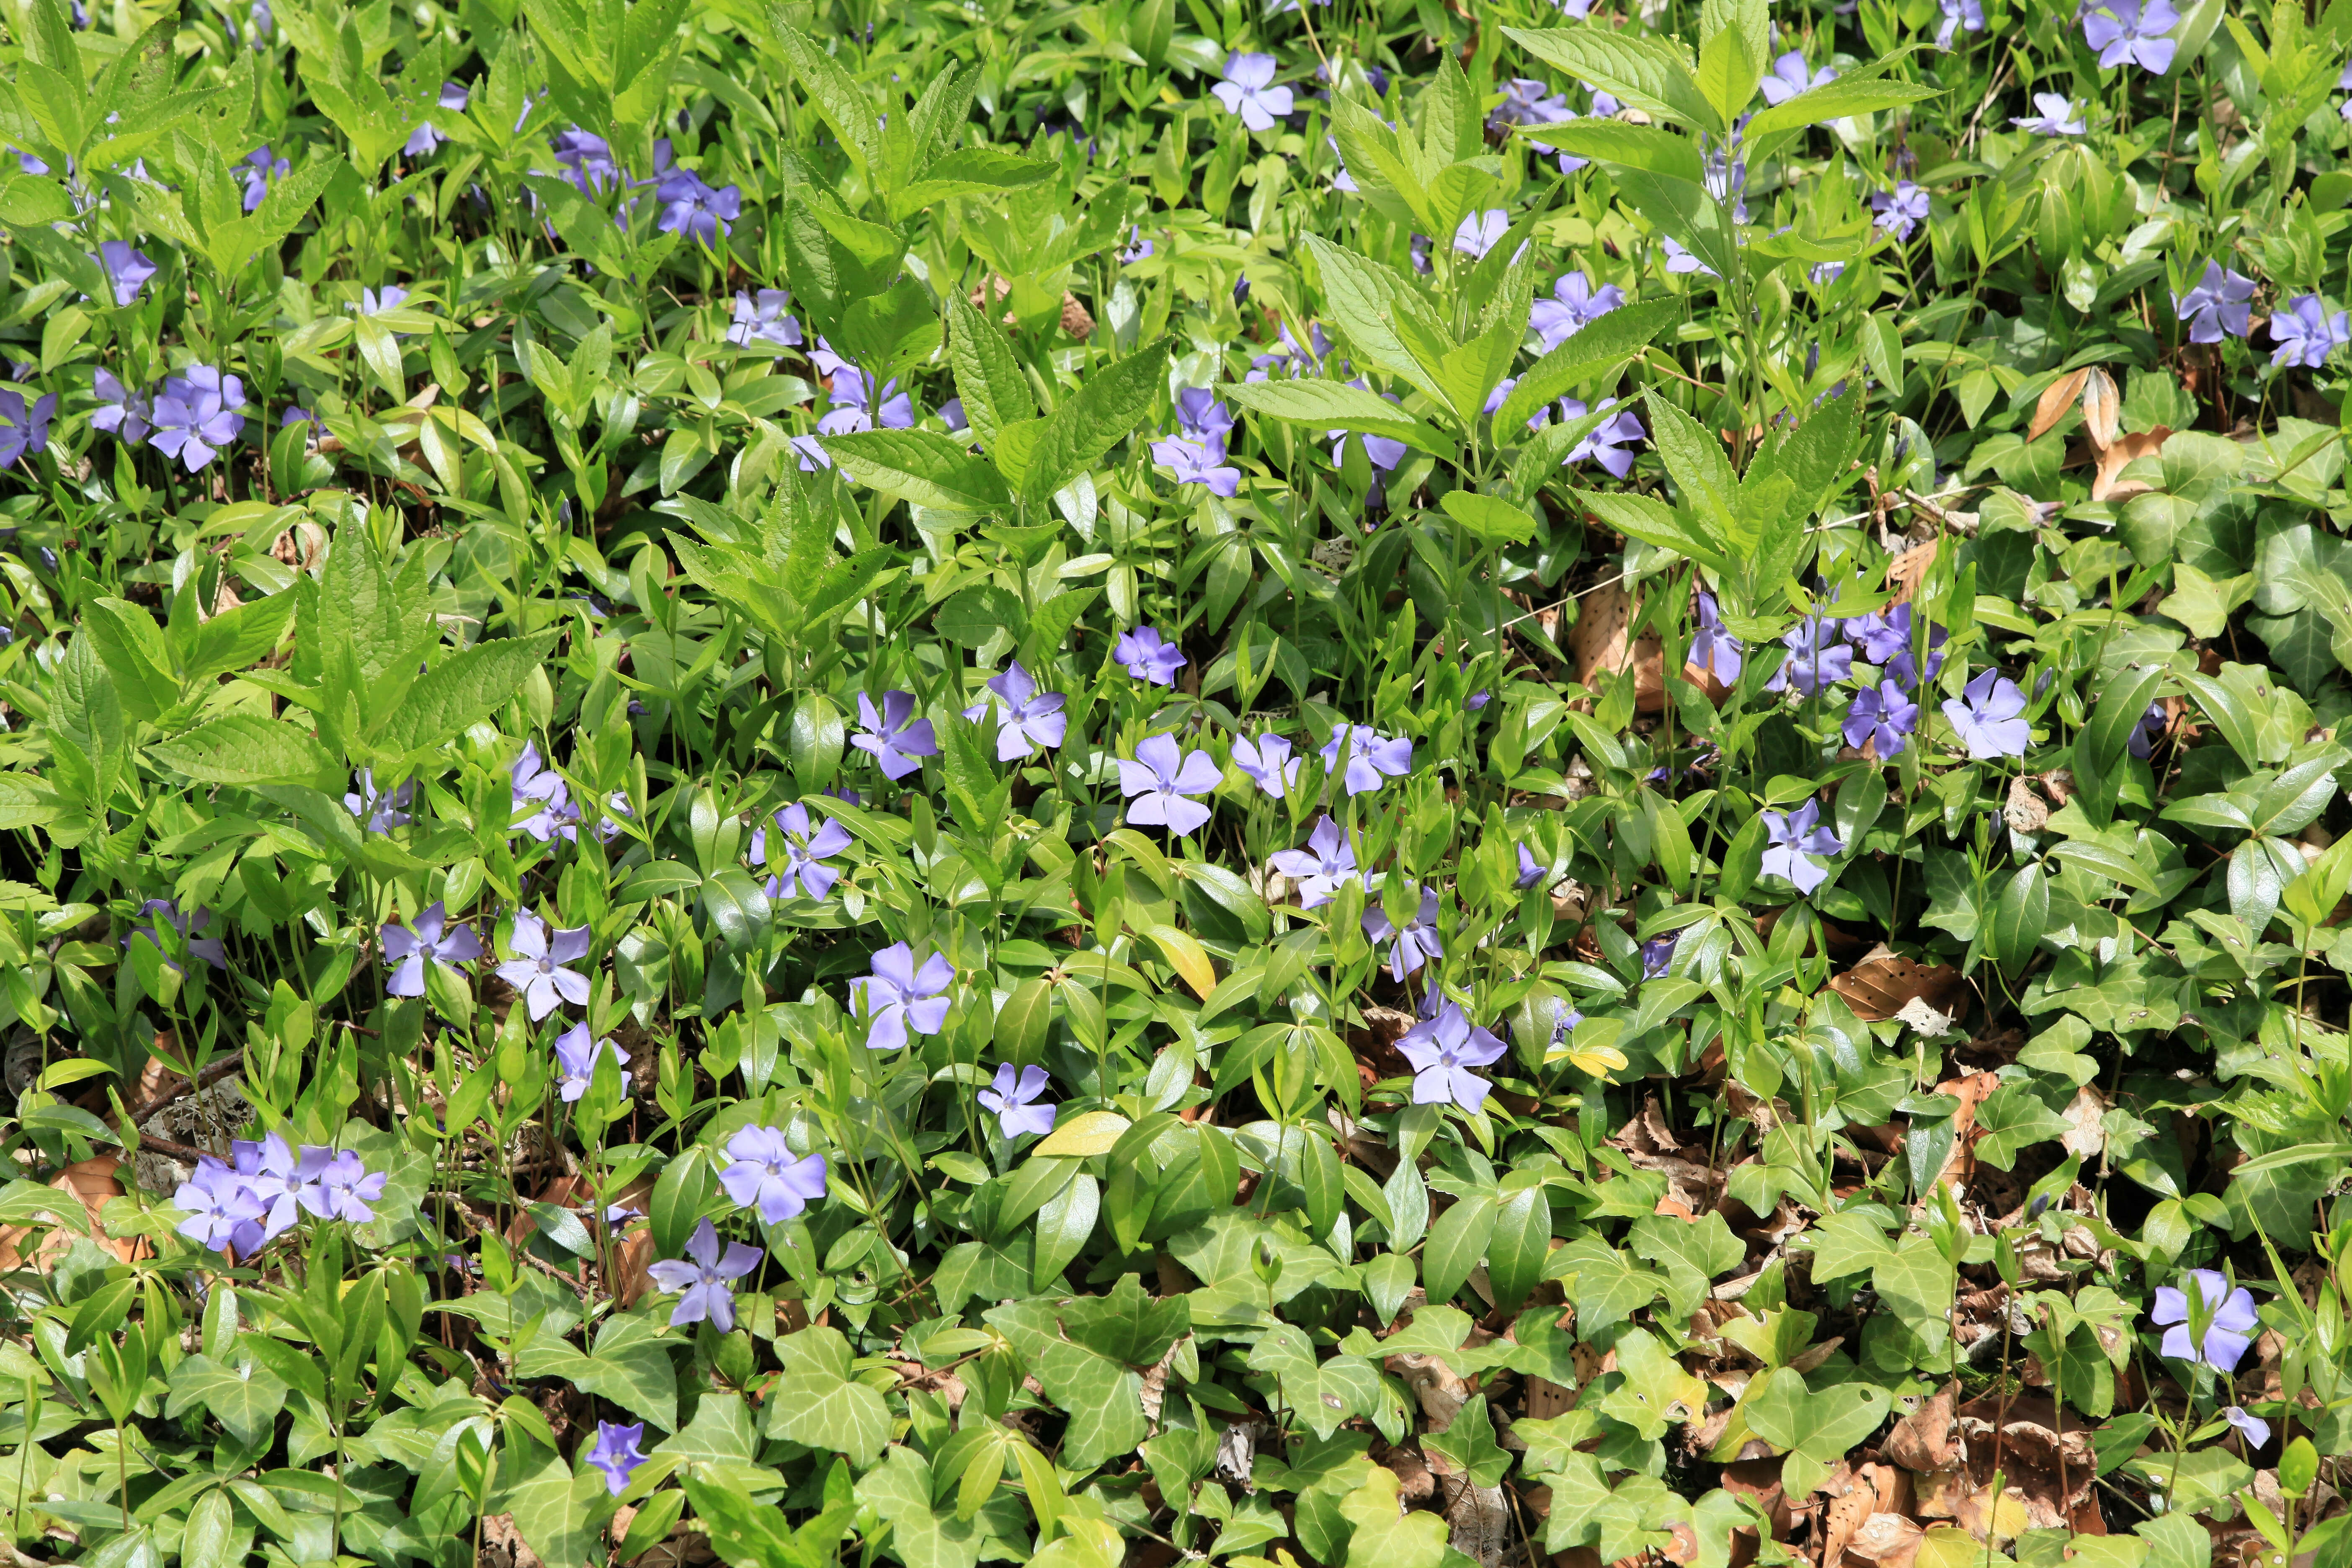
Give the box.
[2028,368,2090,444]
[2082,368,2121,448]
[1883,1385,1960,1473]
[2092,426,2170,503]
[1845,1513,1926,1568]
[1830,945,1972,1023]
[2060,1086,2107,1159]
[1570,580,1666,711]
[0,1155,142,1272]
[1888,539,1939,604]
[2002,776,2050,836]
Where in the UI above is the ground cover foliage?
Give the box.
[8,0,2352,1563]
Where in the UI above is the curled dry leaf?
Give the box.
[2091,426,2171,503]
[1831,944,1973,1023]
[2027,367,2091,444]
[1570,578,1666,711]
[2082,367,2121,447]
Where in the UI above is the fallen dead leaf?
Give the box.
[1845,1512,1926,1568]
[1831,945,1972,1024]
[1888,539,1938,603]
[2091,426,2170,503]
[2060,1086,2107,1159]
[0,1155,143,1272]
[2028,368,2091,444]
[2082,368,2121,447]
[2002,775,2050,836]
[1884,1384,1961,1472]
[1570,579,1666,712]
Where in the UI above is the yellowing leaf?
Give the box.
[1032,1110,1131,1159]
[1142,924,1217,999]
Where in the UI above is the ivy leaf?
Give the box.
[985,1275,1186,1467]
[1545,1234,1664,1331]
[770,1326,891,1466]
[165,1354,288,1449]
[490,1445,611,1568]
[1973,1084,2071,1170]
[1627,1212,1743,1316]
[1246,1322,1382,1441]
[856,1448,983,1568]
[1422,1393,1513,1488]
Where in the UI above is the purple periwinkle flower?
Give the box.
[645,1218,761,1333]
[382,901,482,997]
[1453,208,1509,260]
[1117,733,1222,836]
[851,691,939,780]
[1176,388,1235,446]
[2012,93,2086,134]
[1320,723,1412,797]
[92,368,150,445]
[554,1021,628,1103]
[2174,261,2255,343]
[1760,800,1844,894]
[1119,226,1155,263]
[174,1157,268,1256]
[240,145,289,211]
[150,365,246,472]
[1152,434,1242,496]
[1764,616,1852,696]
[1844,683,1921,758]
[818,366,917,435]
[1364,887,1443,982]
[1515,843,1546,890]
[2223,1406,2271,1449]
[126,898,227,972]
[959,660,1068,761]
[2081,0,2179,72]
[2271,295,2349,369]
[94,242,158,307]
[496,910,593,1021]
[719,1125,828,1223]
[1690,590,1743,683]
[1247,321,1331,382]
[760,803,854,900]
[1942,668,2032,758]
[1760,51,1836,105]
[0,388,55,468]
[510,740,580,842]
[1937,0,1984,45]
[653,167,740,245]
[587,1422,649,1497]
[977,1064,1057,1139]
[298,1149,387,1223]
[552,128,622,194]
[1231,734,1301,799]
[2127,699,2166,759]
[1270,816,1360,908]
[1560,398,1646,479]
[853,941,955,1052]
[1663,236,1717,278]
[727,289,802,351]
[1529,270,1625,351]
[1871,182,1930,242]
[345,768,413,833]
[1641,931,1680,979]
[1396,1002,1507,1111]
[1212,53,1293,131]
[1114,626,1187,686]
[2151,1269,2259,1372]
[1493,77,1572,126]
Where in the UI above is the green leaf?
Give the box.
[944,288,1036,455]
[165,1354,288,1449]
[1743,1367,1893,1462]
[700,868,773,954]
[766,18,882,172]
[1224,377,1451,454]
[1741,74,1942,137]
[856,1447,983,1568]
[1545,1234,1664,1331]
[371,633,559,757]
[1020,343,1171,510]
[984,1274,1184,1467]
[1423,1393,1513,1488]
[1422,1191,1497,1305]
[823,428,1011,513]
[1492,300,1679,436]
[1991,862,2050,965]
[1803,1210,1894,1281]
[891,145,1055,219]
[148,714,341,789]
[491,1445,611,1568]
[654,1391,758,1465]
[771,1326,890,1465]
[1973,1084,2070,1170]
[1502,25,1719,130]
[1246,1322,1382,1440]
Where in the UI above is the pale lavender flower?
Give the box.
[1764,616,1852,695]
[2174,260,2256,343]
[1942,668,2032,758]
[851,691,938,780]
[646,1219,761,1332]
[0,389,55,467]
[1493,78,1571,126]
[1364,886,1443,981]
[126,898,227,972]
[1663,236,1717,278]
[495,909,593,1021]
[1759,51,1836,105]
[1270,816,1359,908]
[760,803,854,900]
[1844,683,1921,758]
[1529,270,1625,350]
[1515,844,1546,889]
[1117,733,1222,836]
[587,1422,648,1497]
[2223,1406,2271,1449]
[2127,699,2166,759]
[510,740,580,842]
[2271,295,2349,368]
[1560,397,1646,478]
[1937,0,1984,45]
[1212,53,1293,131]
[1690,590,1743,683]
[727,289,802,350]
[382,901,481,997]
[977,1064,1057,1139]
[232,1133,306,1244]
[852,941,954,1052]
[150,365,246,471]
[91,368,150,444]
[1871,182,1930,241]
[959,660,1068,760]
[345,769,413,833]
[1176,388,1235,446]
[2151,1269,2259,1372]
[2081,0,2178,71]
[94,242,158,307]
[1396,1001,1507,1111]
[1453,208,1509,259]
[1759,800,1844,893]
[1152,434,1242,496]
[1119,225,1155,263]
[1114,626,1187,686]
[554,1021,629,1103]
[2011,92,2086,134]
[653,168,740,244]
[174,1158,267,1256]
[1232,734,1301,799]
[818,366,917,434]
[718,1125,828,1222]
[297,1149,387,1223]
[240,145,288,211]
[1320,723,1412,796]
[552,128,622,193]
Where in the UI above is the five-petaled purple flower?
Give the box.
[1364,886,1444,981]
[1942,668,2032,758]
[1270,816,1360,908]
[92,368,150,445]
[496,909,593,1021]
[1937,0,1984,46]
[1690,590,1743,683]
[960,660,1068,760]
[852,691,939,781]
[1759,51,1836,106]
[2151,1268,2259,1372]
[150,366,246,471]
[1641,931,1680,979]
[1321,724,1413,797]
[2012,93,2086,134]
[1212,53,1293,132]
[126,898,227,972]
[1844,684,1921,758]
[2174,261,2256,343]
[653,167,741,245]
[1114,626,1187,686]
[977,1064,1057,1139]
[587,1422,649,1497]
[1663,236,1717,278]
[2127,699,2167,759]
[554,1021,629,1103]
[646,1218,761,1333]
[727,289,802,351]
[1561,398,1647,478]
[510,740,580,842]
[0,388,55,468]
[2223,1406,2271,1449]
[1397,1002,1507,1111]
[2271,295,2349,369]
[1453,209,1509,260]
[346,769,413,833]
[1530,270,1625,351]
[2081,0,2179,72]
[94,242,158,307]
[240,145,289,211]
[382,901,482,998]
[1176,388,1235,446]
[719,1124,829,1222]
[1760,800,1844,894]
[1764,616,1852,696]
[852,941,955,1052]
[1871,182,1930,242]
[1232,734,1301,799]
[552,129,622,194]
[1151,434,1242,496]
[299,1149,387,1223]
[1117,733,1222,836]
[760,803,854,900]
[818,367,917,435]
